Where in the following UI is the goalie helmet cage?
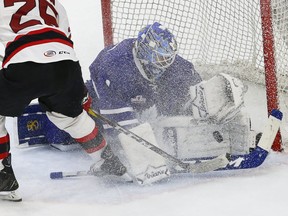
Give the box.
[101,0,288,151]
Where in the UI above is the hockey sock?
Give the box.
[0,134,10,162]
[75,126,107,161]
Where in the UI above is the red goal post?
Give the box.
[101,0,287,151]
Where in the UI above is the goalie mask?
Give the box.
[135,22,178,81]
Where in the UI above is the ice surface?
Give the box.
[1,0,288,215]
[2,139,288,216]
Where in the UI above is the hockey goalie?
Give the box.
[16,22,262,184]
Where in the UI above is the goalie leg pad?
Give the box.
[223,111,256,155]
[118,123,170,185]
[153,116,231,159]
[153,113,257,160]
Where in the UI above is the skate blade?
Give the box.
[0,191,22,202]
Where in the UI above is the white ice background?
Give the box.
[1,1,288,216]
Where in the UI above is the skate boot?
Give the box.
[0,154,22,202]
[90,146,129,179]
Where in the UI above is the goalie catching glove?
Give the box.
[187,73,247,123]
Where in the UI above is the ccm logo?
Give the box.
[44,50,56,57]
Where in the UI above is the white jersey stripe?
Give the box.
[100,107,134,115]
[103,119,139,129]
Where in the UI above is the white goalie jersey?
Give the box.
[0,0,78,68]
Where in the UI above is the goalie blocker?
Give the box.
[15,80,98,151]
[15,103,78,150]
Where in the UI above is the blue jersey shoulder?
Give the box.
[90,39,137,79]
[89,38,202,116]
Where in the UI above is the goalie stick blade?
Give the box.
[50,171,91,179]
[219,109,282,170]
[185,153,229,173]
[50,171,133,183]
[0,191,22,202]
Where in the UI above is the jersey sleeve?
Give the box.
[55,1,72,38]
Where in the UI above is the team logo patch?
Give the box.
[131,95,146,104]
[136,165,170,185]
[27,120,40,131]
[44,50,56,57]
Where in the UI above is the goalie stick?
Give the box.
[49,155,227,180]
[50,109,282,180]
[50,170,133,183]
[87,108,229,173]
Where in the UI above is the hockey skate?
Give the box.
[0,154,22,202]
[90,146,131,180]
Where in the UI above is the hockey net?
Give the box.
[101,0,288,150]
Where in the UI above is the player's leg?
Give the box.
[0,66,30,200]
[0,116,19,194]
[40,61,127,177]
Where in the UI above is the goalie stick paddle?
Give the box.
[87,108,229,173]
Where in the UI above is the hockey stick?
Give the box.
[87,108,229,173]
[50,168,191,180]
[50,170,91,179]
[50,170,133,183]
[50,170,94,180]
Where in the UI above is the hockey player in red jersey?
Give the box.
[0,0,127,201]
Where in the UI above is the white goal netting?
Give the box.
[104,0,288,148]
